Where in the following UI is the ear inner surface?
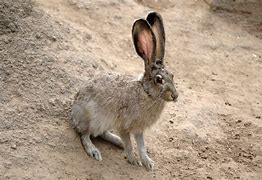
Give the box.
[146,12,165,61]
[137,29,154,64]
[132,19,156,66]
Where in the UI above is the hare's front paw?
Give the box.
[141,156,154,171]
[126,154,142,166]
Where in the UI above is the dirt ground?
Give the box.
[0,0,261,179]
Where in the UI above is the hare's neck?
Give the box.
[138,79,166,109]
[140,75,151,96]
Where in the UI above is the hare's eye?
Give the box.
[156,75,164,84]
[156,60,162,66]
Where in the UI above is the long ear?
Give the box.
[146,12,165,63]
[132,19,156,67]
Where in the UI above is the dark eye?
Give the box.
[155,74,164,84]
[156,60,162,66]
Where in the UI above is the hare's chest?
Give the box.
[125,100,165,132]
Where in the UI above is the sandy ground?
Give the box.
[0,0,262,179]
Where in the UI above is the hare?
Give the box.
[70,12,178,171]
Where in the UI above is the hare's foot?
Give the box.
[81,133,102,161]
[100,131,124,148]
[141,154,154,171]
[134,132,154,171]
[119,130,142,166]
[126,152,142,166]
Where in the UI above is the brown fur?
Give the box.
[70,12,178,170]
[71,73,165,136]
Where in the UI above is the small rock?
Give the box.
[207,176,212,179]
[168,137,174,142]
[92,63,98,69]
[200,154,208,159]
[169,112,176,117]
[225,102,232,106]
[236,119,242,123]
[51,35,57,41]
[36,34,41,39]
[11,144,17,150]
[153,174,156,178]
[169,120,174,124]
[255,115,261,119]
[49,99,56,106]
[234,133,240,139]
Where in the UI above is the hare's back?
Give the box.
[75,72,135,101]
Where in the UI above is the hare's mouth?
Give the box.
[163,91,178,102]
[163,95,174,102]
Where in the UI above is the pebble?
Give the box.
[252,54,257,58]
[236,119,242,123]
[51,36,57,41]
[36,34,41,39]
[11,144,17,150]
[225,102,232,106]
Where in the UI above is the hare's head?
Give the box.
[132,12,178,102]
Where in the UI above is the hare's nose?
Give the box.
[171,92,178,102]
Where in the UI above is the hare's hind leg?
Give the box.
[81,133,102,161]
[100,131,124,148]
